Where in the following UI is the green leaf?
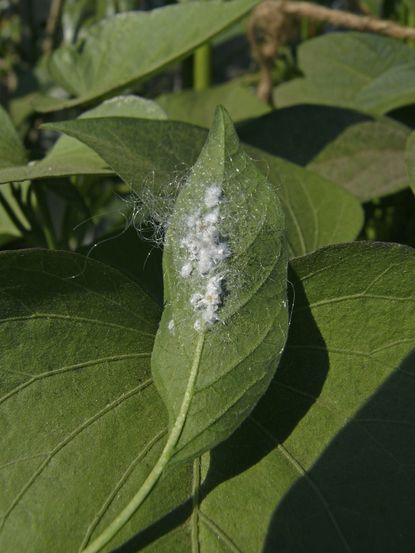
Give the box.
[405,129,415,195]
[260,154,364,257]
[32,0,258,112]
[0,249,177,553]
[197,242,415,553]
[0,96,166,184]
[151,106,288,463]
[0,106,27,168]
[275,32,415,115]
[79,228,164,305]
[2,242,414,552]
[157,80,270,128]
[239,106,412,201]
[39,117,363,257]
[308,117,412,201]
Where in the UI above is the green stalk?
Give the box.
[81,334,205,553]
[300,16,309,41]
[0,187,30,237]
[32,182,58,249]
[193,42,212,91]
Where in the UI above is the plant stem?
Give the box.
[81,333,205,553]
[300,16,309,41]
[193,43,212,91]
[32,182,58,249]
[0,187,29,236]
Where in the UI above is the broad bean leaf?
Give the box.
[0,96,166,184]
[157,80,270,128]
[239,106,412,201]
[39,118,363,257]
[32,0,258,112]
[275,32,415,115]
[151,106,288,463]
[2,242,414,552]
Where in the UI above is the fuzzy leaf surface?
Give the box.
[151,107,288,463]
[32,0,258,112]
[2,242,414,552]
[275,32,415,115]
[38,118,363,257]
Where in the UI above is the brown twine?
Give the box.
[247,0,415,104]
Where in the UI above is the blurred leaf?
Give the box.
[158,80,270,127]
[41,117,364,258]
[239,106,412,201]
[404,128,415,195]
[275,32,415,115]
[32,0,258,112]
[308,118,411,201]
[0,105,27,168]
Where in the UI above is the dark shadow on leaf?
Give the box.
[201,263,329,489]
[263,348,415,553]
[82,227,164,306]
[111,498,192,553]
[237,105,371,166]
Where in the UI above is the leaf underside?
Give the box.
[1,242,414,552]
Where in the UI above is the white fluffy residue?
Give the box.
[179,185,230,330]
[168,319,175,334]
[180,262,193,278]
[204,185,222,208]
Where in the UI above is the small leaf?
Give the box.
[38,118,363,257]
[32,0,258,112]
[151,106,289,463]
[275,32,415,115]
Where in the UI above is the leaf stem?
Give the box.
[193,43,212,91]
[32,182,58,250]
[0,186,30,237]
[81,333,205,553]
